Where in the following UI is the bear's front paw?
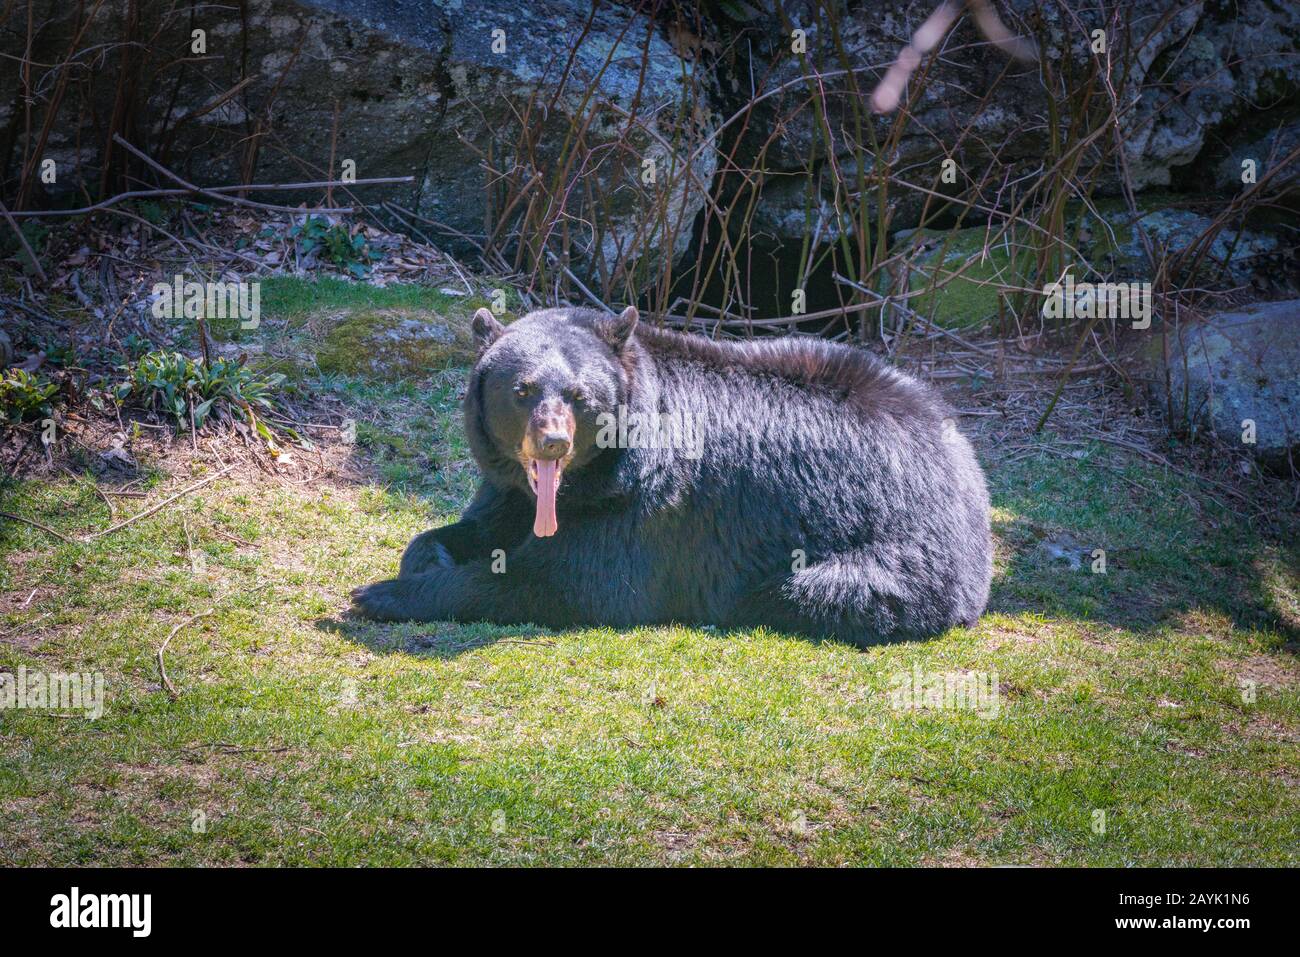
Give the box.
[350,578,414,621]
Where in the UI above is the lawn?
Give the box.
[1,281,1297,866]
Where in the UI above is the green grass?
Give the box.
[2,284,1297,866]
[251,275,481,325]
[321,371,477,510]
[194,275,517,383]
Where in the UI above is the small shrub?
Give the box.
[0,368,59,423]
[115,351,287,438]
[119,333,156,361]
[289,216,380,277]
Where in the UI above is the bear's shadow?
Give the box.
[321,510,1300,658]
[317,614,565,659]
[315,612,860,658]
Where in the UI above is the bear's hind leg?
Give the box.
[726,551,950,647]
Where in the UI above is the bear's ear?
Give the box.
[472,308,505,354]
[598,305,639,352]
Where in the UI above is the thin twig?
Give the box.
[114,135,359,215]
[157,609,214,699]
[0,197,48,283]
[0,511,77,544]
[84,465,236,541]
[0,612,52,642]
[6,176,417,219]
[82,471,118,519]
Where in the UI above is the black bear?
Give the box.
[351,306,992,646]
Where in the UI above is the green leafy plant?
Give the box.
[119,333,156,361]
[289,216,380,277]
[39,337,80,367]
[0,368,59,423]
[115,351,289,440]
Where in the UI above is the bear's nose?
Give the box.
[539,432,571,460]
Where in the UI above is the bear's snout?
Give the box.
[523,401,576,463]
[538,431,571,459]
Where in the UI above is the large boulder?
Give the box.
[1,0,717,282]
[314,309,471,377]
[892,198,1284,328]
[1210,119,1300,200]
[302,0,719,278]
[1150,301,1300,471]
[1074,200,1282,290]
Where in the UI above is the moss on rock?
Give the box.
[899,193,1284,328]
[903,226,1017,327]
[314,309,474,378]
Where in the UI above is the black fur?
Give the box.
[352,307,993,646]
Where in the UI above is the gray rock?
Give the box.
[1082,205,1281,287]
[720,0,1300,245]
[1152,301,1300,471]
[1213,120,1300,197]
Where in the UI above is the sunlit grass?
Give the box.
[2,282,1296,866]
[3,417,1296,865]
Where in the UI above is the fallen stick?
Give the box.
[0,612,52,642]
[7,135,414,220]
[4,465,235,544]
[84,465,236,541]
[209,524,256,547]
[0,511,78,544]
[157,609,214,699]
[114,135,357,216]
[5,176,415,219]
[186,742,294,755]
[60,466,117,519]
[0,197,49,283]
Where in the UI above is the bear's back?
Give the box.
[632,324,973,530]
[634,323,949,427]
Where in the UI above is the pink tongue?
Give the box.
[533,459,559,537]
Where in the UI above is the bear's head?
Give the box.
[465,306,640,537]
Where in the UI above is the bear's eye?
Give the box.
[514,382,531,399]
[565,387,586,404]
